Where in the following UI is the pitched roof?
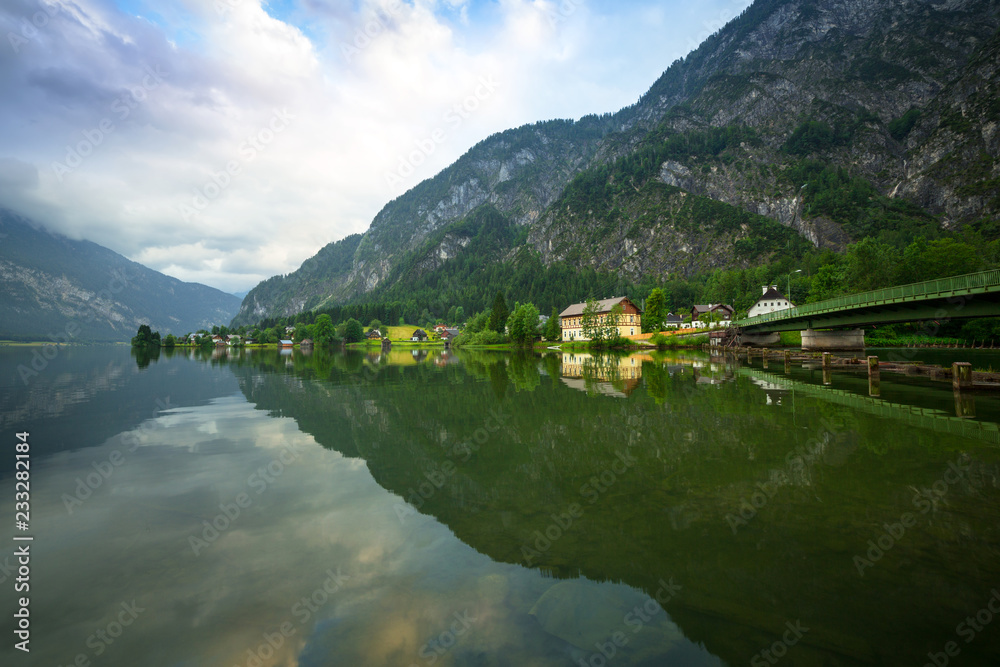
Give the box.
[664,313,683,322]
[693,303,734,312]
[755,287,788,302]
[559,296,640,318]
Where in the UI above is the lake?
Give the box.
[2,344,1000,666]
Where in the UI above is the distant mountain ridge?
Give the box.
[0,210,241,341]
[228,0,1000,326]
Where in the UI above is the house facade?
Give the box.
[558,297,642,341]
[691,304,735,324]
[748,285,794,318]
[411,329,428,342]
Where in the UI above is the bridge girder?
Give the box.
[741,294,1000,333]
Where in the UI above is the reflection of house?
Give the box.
[411,329,428,342]
[748,285,794,318]
[558,297,642,341]
[559,352,650,397]
[692,304,734,325]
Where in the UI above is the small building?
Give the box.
[433,324,449,334]
[278,339,294,347]
[663,313,684,329]
[440,328,460,341]
[748,285,794,318]
[285,326,295,334]
[692,304,735,326]
[366,329,382,340]
[411,329,428,342]
[299,338,313,348]
[558,297,642,341]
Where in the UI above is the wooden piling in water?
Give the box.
[822,352,831,369]
[784,350,791,374]
[953,362,972,391]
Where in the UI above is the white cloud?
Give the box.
[0,0,751,293]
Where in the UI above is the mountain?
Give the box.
[233,0,1000,327]
[0,211,241,341]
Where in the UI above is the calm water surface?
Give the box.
[2,344,1000,666]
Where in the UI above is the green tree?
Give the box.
[845,238,899,292]
[466,311,490,334]
[899,237,981,283]
[582,298,617,344]
[643,288,667,333]
[131,324,153,347]
[344,318,364,343]
[490,292,509,334]
[314,314,335,346]
[368,319,383,334]
[544,307,561,341]
[508,303,540,345]
[808,260,847,302]
[163,333,176,348]
[455,306,465,324]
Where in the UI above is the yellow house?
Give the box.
[559,296,642,341]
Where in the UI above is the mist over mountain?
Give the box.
[0,210,241,341]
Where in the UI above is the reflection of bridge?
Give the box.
[736,270,1000,333]
[740,367,1000,447]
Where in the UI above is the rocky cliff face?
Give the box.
[896,26,1000,226]
[234,0,1000,325]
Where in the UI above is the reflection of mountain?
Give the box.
[0,346,240,470]
[226,349,1000,666]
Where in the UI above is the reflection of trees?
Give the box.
[507,352,541,392]
[130,345,160,369]
[219,350,1000,667]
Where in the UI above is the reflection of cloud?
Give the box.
[0,393,722,666]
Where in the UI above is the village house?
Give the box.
[411,329,428,342]
[278,339,294,348]
[558,297,642,341]
[365,329,382,340]
[439,328,460,341]
[691,304,735,327]
[748,285,794,318]
[663,313,684,329]
[299,338,314,348]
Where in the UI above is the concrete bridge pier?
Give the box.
[801,328,865,351]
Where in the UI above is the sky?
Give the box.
[0,0,752,294]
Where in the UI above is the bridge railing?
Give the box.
[737,269,1000,328]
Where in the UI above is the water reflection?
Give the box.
[1,346,1000,666]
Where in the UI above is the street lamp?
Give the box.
[787,269,801,304]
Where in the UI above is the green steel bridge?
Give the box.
[735,269,1000,333]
